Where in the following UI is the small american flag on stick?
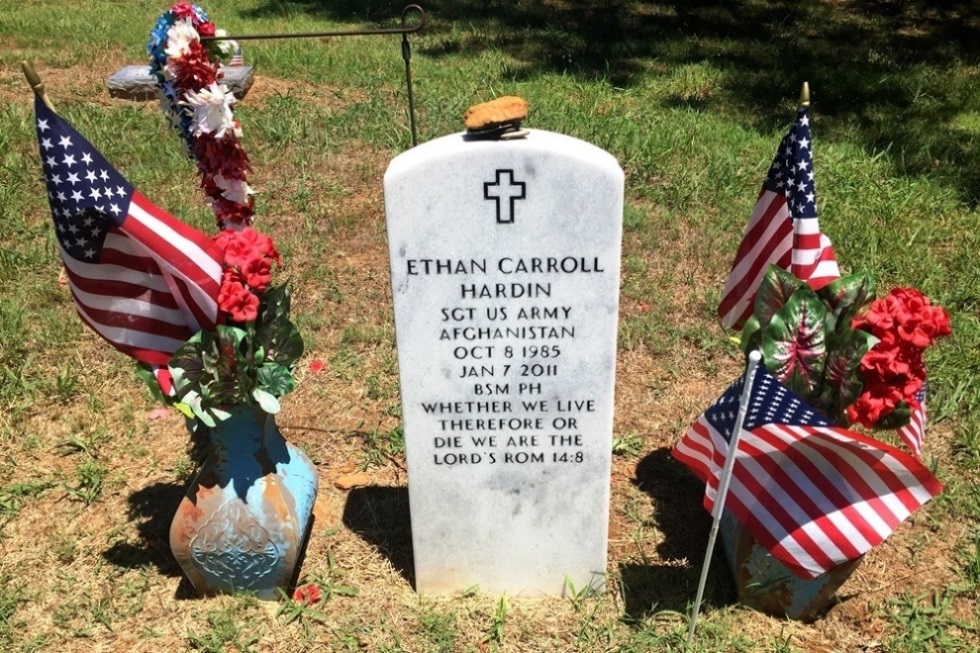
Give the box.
[717,103,840,330]
[673,365,942,579]
[32,95,223,393]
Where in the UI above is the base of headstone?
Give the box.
[107,65,254,101]
[719,509,863,621]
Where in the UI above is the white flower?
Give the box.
[213,30,239,60]
[165,18,199,59]
[214,174,255,205]
[182,82,236,138]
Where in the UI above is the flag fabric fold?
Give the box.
[32,95,223,392]
[717,108,840,330]
[898,385,927,459]
[672,365,942,579]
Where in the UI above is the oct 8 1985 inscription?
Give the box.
[384,129,624,596]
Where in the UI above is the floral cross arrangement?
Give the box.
[141,2,302,426]
[148,1,253,229]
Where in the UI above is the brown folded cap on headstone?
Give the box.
[463,96,529,139]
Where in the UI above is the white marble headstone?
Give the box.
[384,129,624,596]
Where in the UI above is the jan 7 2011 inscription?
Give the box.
[384,129,624,595]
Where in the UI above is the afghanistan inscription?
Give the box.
[384,129,624,595]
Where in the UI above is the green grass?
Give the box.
[1,0,979,651]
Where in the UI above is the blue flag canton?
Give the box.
[762,108,817,219]
[705,366,830,443]
[35,99,134,264]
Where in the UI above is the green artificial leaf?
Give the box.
[876,400,912,430]
[213,326,247,382]
[761,286,828,398]
[181,389,215,427]
[258,283,291,326]
[252,387,281,414]
[753,265,805,330]
[173,402,194,419]
[171,334,207,387]
[740,313,763,354]
[818,272,875,335]
[257,363,295,398]
[819,329,878,423]
[135,363,167,403]
[256,317,304,367]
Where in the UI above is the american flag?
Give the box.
[672,365,942,579]
[717,108,841,329]
[33,96,223,393]
[228,46,243,67]
[898,385,927,459]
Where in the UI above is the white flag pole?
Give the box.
[686,350,762,647]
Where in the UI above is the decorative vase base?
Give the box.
[720,509,862,621]
[170,408,318,599]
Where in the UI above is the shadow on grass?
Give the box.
[621,447,733,621]
[103,424,207,597]
[102,482,198,598]
[240,0,980,204]
[342,485,415,588]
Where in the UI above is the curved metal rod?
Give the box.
[200,4,425,42]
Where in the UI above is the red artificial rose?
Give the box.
[852,299,893,333]
[859,347,910,382]
[898,374,924,405]
[222,227,279,268]
[309,359,326,373]
[241,255,273,292]
[218,274,259,323]
[197,21,216,37]
[292,584,322,606]
[846,383,903,428]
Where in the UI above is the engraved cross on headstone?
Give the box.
[484,169,526,224]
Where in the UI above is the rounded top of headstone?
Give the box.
[463,96,529,136]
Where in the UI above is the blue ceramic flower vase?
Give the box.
[170,406,318,599]
[719,509,863,621]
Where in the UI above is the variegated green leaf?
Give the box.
[817,272,874,335]
[761,286,828,398]
[252,388,281,414]
[739,313,762,354]
[754,265,805,330]
[819,329,878,423]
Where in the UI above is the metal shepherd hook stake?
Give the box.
[201,4,426,147]
[686,350,762,647]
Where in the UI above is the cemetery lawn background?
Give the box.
[1,0,979,650]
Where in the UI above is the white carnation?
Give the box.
[165,18,199,59]
[214,174,255,205]
[182,82,236,138]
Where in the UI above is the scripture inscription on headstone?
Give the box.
[384,129,624,595]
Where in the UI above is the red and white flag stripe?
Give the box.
[675,414,942,579]
[717,189,793,329]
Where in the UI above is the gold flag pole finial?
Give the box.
[799,81,811,109]
[21,60,55,112]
